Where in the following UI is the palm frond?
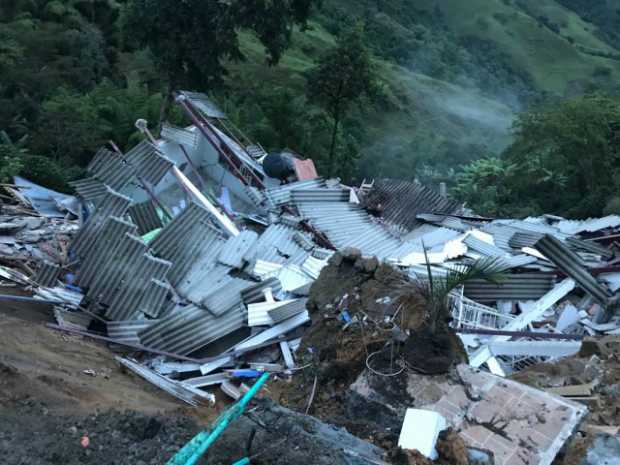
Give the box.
[433,256,507,301]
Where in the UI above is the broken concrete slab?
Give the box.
[349,364,587,465]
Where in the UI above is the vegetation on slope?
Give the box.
[1,0,619,217]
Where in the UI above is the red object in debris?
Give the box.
[81,436,90,448]
[293,158,318,181]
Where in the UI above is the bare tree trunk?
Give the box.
[328,116,340,177]
[158,84,174,131]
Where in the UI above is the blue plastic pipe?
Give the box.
[166,372,269,465]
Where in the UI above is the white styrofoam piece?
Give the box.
[398,408,446,459]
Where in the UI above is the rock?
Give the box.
[207,398,385,465]
[579,338,603,357]
[329,252,343,266]
[363,257,379,273]
[342,247,362,262]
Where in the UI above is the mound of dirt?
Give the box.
[273,250,470,461]
[308,249,421,326]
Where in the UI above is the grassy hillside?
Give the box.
[3,0,618,189]
[222,0,620,184]
[414,0,620,94]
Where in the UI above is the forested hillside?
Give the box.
[1,0,620,217]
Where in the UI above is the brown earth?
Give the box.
[0,294,227,465]
[0,296,226,420]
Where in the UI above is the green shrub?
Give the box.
[19,154,73,193]
[0,144,23,183]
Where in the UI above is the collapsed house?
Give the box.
[1,91,620,464]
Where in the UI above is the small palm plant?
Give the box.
[416,248,507,333]
[394,247,507,373]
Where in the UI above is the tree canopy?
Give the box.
[454,95,620,218]
[306,24,377,176]
[125,0,317,93]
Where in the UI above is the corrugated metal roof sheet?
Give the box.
[138,303,247,355]
[508,231,543,249]
[534,235,612,306]
[150,202,220,259]
[107,319,159,344]
[234,311,309,351]
[149,202,226,291]
[406,226,460,249]
[301,255,329,279]
[263,179,326,206]
[105,254,172,321]
[77,216,137,288]
[217,230,258,268]
[128,200,163,235]
[87,147,116,174]
[462,235,537,269]
[175,252,229,304]
[416,213,474,232]
[137,279,171,318]
[69,177,107,203]
[290,188,349,203]
[363,179,463,231]
[480,223,521,251]
[250,260,283,279]
[178,91,226,119]
[126,141,174,186]
[201,278,254,316]
[241,277,282,304]
[244,223,310,265]
[86,233,147,303]
[463,235,505,257]
[95,152,136,191]
[295,196,420,261]
[566,237,613,259]
[499,219,565,236]
[276,265,313,291]
[35,261,60,287]
[268,298,308,324]
[71,187,133,258]
[464,273,556,302]
[247,300,290,326]
[161,123,198,148]
[555,215,620,235]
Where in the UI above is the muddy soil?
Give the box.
[0,403,200,465]
[0,306,203,416]
[272,252,471,462]
[0,297,225,465]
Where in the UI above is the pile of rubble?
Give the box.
[1,91,619,465]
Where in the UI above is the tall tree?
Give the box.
[124,0,318,121]
[306,24,377,176]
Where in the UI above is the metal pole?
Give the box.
[175,94,265,189]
